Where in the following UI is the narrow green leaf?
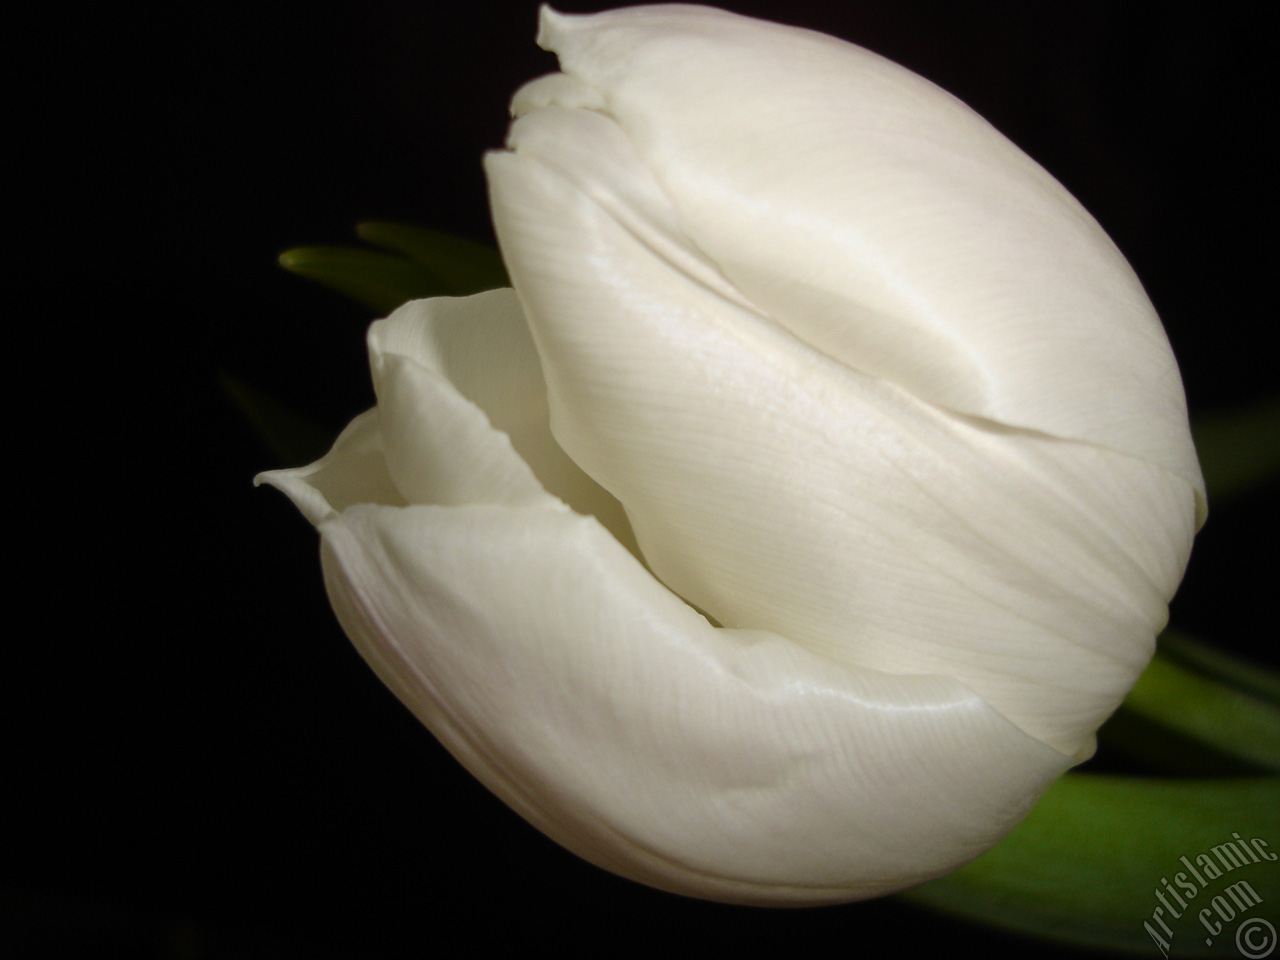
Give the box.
[278,246,453,314]
[220,372,333,466]
[1102,651,1280,775]
[903,774,1280,956]
[1158,631,1280,707]
[1128,653,1280,771]
[1193,395,1280,502]
[357,221,509,294]
[1098,709,1245,777]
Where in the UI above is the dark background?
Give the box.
[13,1,1273,956]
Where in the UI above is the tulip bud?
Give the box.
[260,4,1204,904]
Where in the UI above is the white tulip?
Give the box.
[258,4,1205,905]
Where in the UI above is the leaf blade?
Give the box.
[357,221,509,294]
[221,372,333,466]
[903,774,1280,957]
[278,246,453,313]
[1193,395,1280,503]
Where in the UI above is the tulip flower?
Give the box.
[258,4,1204,904]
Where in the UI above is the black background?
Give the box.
[13,1,1274,956]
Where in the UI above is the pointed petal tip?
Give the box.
[536,5,569,50]
[254,465,337,527]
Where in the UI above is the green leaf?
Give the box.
[1101,648,1280,775]
[278,246,455,314]
[903,774,1280,956]
[220,372,333,466]
[1193,395,1280,503]
[1158,632,1280,707]
[357,221,509,295]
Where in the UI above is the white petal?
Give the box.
[487,106,1196,757]
[367,291,557,511]
[525,4,1205,518]
[368,290,636,550]
[318,501,1071,904]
